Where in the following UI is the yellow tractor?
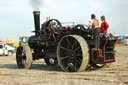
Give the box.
[13,36,30,48]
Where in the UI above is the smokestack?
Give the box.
[33,11,40,36]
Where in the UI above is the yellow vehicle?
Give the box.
[13,36,30,48]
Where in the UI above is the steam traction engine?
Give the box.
[16,11,118,72]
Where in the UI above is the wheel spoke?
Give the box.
[66,43,70,50]
[72,41,75,50]
[52,33,56,42]
[75,58,81,65]
[72,39,78,50]
[77,54,82,57]
[74,39,77,48]
[60,56,69,60]
[74,61,77,71]
[78,57,82,63]
[66,38,72,48]
[56,24,59,29]
[74,46,81,51]
[60,45,69,51]
[65,65,69,71]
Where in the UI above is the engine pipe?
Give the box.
[33,11,40,36]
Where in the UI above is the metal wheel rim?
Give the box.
[57,35,89,72]
[16,47,26,68]
[16,46,32,69]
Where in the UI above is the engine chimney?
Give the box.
[33,11,40,36]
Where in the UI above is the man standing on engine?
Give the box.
[89,14,99,33]
[89,14,101,49]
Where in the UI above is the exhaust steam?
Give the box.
[30,0,43,11]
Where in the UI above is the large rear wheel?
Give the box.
[57,35,89,72]
[16,46,32,69]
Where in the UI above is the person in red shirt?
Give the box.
[100,16,109,33]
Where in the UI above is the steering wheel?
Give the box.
[45,19,62,42]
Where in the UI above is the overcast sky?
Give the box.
[0,0,127,40]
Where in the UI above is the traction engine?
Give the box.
[16,11,118,72]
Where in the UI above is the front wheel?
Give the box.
[16,46,32,69]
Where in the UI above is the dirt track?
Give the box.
[0,45,128,85]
